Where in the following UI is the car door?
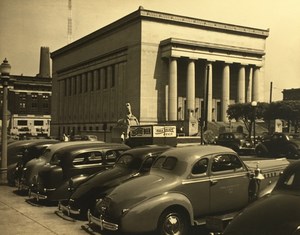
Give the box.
[181,158,211,218]
[209,154,250,214]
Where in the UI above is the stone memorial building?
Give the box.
[51,7,268,137]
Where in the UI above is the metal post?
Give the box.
[1,80,9,184]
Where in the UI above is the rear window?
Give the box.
[152,156,177,171]
[116,154,142,170]
[279,172,300,191]
[233,133,246,139]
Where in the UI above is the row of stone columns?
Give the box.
[168,58,261,122]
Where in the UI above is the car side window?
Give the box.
[105,150,118,165]
[88,151,103,164]
[73,152,102,166]
[192,158,208,175]
[211,154,243,172]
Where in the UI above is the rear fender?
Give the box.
[121,193,193,233]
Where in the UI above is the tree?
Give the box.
[227,102,269,138]
[264,100,300,133]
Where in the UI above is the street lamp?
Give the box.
[0,58,11,184]
[251,101,257,146]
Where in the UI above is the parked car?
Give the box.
[58,145,172,218]
[215,132,253,154]
[223,160,300,235]
[7,139,59,186]
[255,132,300,158]
[89,145,289,235]
[19,141,105,191]
[29,143,130,201]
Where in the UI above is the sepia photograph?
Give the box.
[0,0,300,234]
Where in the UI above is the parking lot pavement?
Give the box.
[0,185,211,235]
[0,185,91,235]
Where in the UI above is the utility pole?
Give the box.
[67,0,73,44]
[269,81,273,103]
[268,81,273,133]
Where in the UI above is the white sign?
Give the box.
[153,126,176,137]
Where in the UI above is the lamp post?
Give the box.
[0,58,11,185]
[251,101,257,146]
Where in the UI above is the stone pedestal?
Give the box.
[183,114,198,136]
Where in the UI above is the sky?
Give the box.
[0,0,299,101]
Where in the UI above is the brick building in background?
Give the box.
[0,47,52,138]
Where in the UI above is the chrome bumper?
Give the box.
[87,209,119,231]
[28,187,56,201]
[28,189,47,201]
[58,201,80,216]
[17,181,29,191]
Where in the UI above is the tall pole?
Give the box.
[268,82,273,133]
[204,65,209,131]
[269,81,273,103]
[1,80,8,183]
[0,58,11,184]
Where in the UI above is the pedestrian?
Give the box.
[63,133,69,141]
[120,132,125,143]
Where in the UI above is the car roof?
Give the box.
[120,145,172,157]
[162,145,236,159]
[8,139,58,148]
[44,141,105,153]
[59,143,130,155]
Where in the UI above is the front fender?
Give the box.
[120,192,193,233]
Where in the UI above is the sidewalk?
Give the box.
[0,185,89,235]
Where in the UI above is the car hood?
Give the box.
[223,193,300,235]
[70,166,134,200]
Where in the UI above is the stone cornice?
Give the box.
[160,38,265,56]
[52,7,269,58]
[140,8,269,38]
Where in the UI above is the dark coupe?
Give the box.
[255,132,300,158]
[20,141,105,190]
[58,145,172,218]
[223,160,300,235]
[8,139,59,187]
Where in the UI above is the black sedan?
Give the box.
[58,145,172,218]
[28,143,130,201]
[223,160,300,235]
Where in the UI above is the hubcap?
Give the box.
[163,214,182,235]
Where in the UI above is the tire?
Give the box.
[255,145,268,157]
[157,209,189,235]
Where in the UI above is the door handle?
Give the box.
[210,179,218,185]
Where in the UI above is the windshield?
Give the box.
[233,133,246,139]
[116,154,142,170]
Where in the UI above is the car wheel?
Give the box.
[255,145,268,157]
[157,209,189,235]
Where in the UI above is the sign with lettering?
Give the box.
[130,125,176,138]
